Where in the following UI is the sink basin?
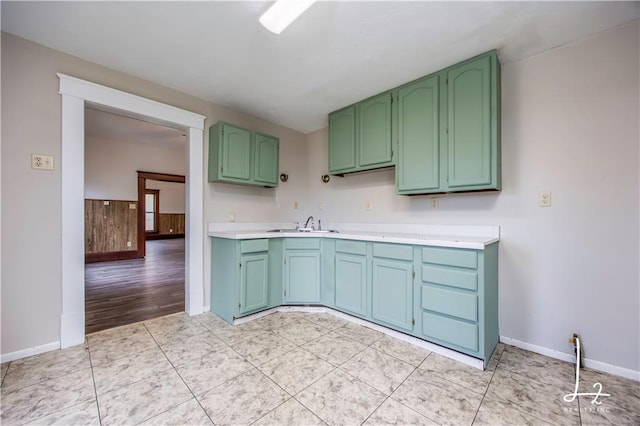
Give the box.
[266,228,339,234]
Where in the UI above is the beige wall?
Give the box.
[85,136,187,202]
[146,181,185,214]
[1,32,307,355]
[306,22,640,371]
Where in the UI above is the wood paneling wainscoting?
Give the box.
[85,199,138,263]
[147,213,185,240]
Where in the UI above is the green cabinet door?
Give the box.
[335,253,367,317]
[446,53,500,190]
[359,92,393,167]
[284,252,321,303]
[372,258,414,332]
[254,133,279,186]
[329,106,357,173]
[221,123,252,181]
[209,121,279,187]
[397,75,440,194]
[239,253,269,314]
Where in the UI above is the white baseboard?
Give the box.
[237,305,485,370]
[1,341,61,364]
[500,336,640,382]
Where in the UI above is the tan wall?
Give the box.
[1,32,308,356]
[85,136,187,202]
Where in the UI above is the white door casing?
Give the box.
[58,74,206,348]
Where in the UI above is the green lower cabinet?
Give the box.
[239,253,268,315]
[371,258,414,332]
[284,238,321,304]
[212,236,498,364]
[416,244,498,361]
[211,237,281,324]
[335,253,368,317]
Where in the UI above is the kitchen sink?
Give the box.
[266,228,338,233]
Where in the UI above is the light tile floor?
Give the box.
[1,311,638,425]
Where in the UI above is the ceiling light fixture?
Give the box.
[259,0,317,34]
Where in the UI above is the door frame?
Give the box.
[58,74,206,348]
[138,171,186,257]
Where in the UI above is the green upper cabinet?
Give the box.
[444,52,500,191]
[329,50,500,193]
[396,51,501,194]
[208,121,279,188]
[396,75,440,194]
[359,92,393,167]
[253,133,279,186]
[328,106,356,173]
[329,92,393,175]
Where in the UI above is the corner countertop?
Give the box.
[207,222,499,250]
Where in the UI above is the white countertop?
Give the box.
[208,223,499,250]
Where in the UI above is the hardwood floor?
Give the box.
[85,238,185,334]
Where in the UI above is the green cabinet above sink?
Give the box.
[329,50,501,195]
[329,92,394,175]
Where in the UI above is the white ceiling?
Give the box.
[3,1,639,134]
[85,107,186,149]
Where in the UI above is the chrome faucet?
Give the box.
[304,216,314,230]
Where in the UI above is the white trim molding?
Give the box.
[500,336,640,382]
[0,341,62,364]
[58,74,206,349]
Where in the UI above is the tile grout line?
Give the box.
[373,352,443,425]
[469,346,504,425]
[476,346,565,426]
[142,321,218,425]
[86,339,105,426]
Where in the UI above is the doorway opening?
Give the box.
[83,108,189,334]
[59,74,205,348]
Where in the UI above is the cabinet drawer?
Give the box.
[335,240,367,255]
[422,285,477,322]
[372,243,413,261]
[285,238,321,250]
[421,266,477,291]
[240,239,269,254]
[422,247,477,269]
[422,312,478,352]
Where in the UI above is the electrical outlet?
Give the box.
[431,198,439,208]
[103,201,110,206]
[31,154,54,170]
[129,203,136,210]
[318,202,323,210]
[366,201,372,211]
[126,241,132,248]
[539,191,552,207]
[229,212,236,222]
